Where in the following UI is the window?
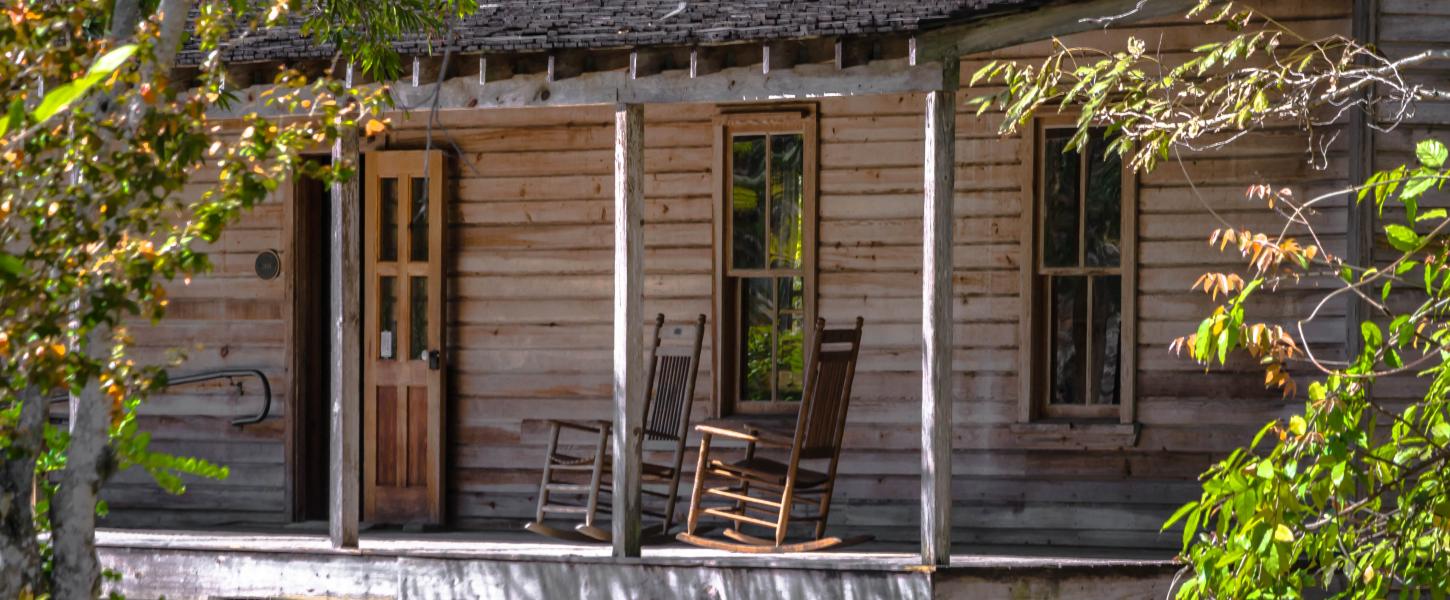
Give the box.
[714,109,817,416]
[1020,118,1136,423]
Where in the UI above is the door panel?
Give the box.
[363,150,446,524]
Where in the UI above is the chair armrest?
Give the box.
[547,419,611,434]
[746,426,796,447]
[694,423,761,443]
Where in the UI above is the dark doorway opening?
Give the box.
[290,168,334,522]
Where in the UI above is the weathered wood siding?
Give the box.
[1366,1,1450,418]
[103,0,1403,548]
[103,174,290,527]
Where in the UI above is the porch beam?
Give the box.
[611,102,645,558]
[913,0,1199,62]
[920,57,957,568]
[328,124,361,549]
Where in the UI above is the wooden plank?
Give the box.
[1346,0,1378,357]
[329,126,361,549]
[612,102,645,558]
[921,59,957,567]
[226,57,947,116]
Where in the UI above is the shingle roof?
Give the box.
[181,0,1043,65]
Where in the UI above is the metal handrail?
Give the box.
[48,368,272,427]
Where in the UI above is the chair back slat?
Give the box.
[791,317,863,458]
[644,314,707,442]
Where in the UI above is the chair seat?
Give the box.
[551,451,676,480]
[710,457,829,489]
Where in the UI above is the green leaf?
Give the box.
[0,253,25,277]
[32,44,137,124]
[1417,139,1448,170]
[0,98,22,138]
[1417,208,1448,222]
[1288,415,1307,436]
[1164,500,1200,530]
[1362,322,1383,349]
[1385,224,1422,252]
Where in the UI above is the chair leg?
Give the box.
[684,433,712,535]
[662,455,683,533]
[775,473,798,546]
[535,421,563,523]
[734,441,757,533]
[582,424,610,528]
[814,457,843,540]
[813,483,836,541]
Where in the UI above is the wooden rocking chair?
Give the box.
[524,314,706,543]
[677,317,869,553]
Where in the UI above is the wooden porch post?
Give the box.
[612,102,645,558]
[329,125,361,549]
[921,57,958,567]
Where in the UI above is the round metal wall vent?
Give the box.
[254,249,281,280]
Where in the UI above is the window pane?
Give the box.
[409,276,429,361]
[1041,129,1080,268]
[739,278,773,401]
[1092,276,1123,405]
[409,177,429,262]
[379,276,397,360]
[770,134,804,269]
[732,136,767,270]
[776,277,804,402]
[1085,132,1122,267]
[1048,276,1088,405]
[379,178,399,262]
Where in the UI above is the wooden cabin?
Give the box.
[93,0,1450,597]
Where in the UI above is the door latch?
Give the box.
[426,349,441,370]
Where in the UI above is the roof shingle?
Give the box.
[180,0,1043,65]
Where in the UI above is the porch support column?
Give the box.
[329,125,361,549]
[612,102,645,558]
[921,57,958,567]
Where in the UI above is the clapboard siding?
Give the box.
[100,181,289,526]
[103,0,1409,549]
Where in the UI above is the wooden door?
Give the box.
[363,150,446,524]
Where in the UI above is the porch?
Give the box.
[96,528,1177,599]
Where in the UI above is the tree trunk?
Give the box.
[0,388,47,599]
[51,382,111,600]
[45,2,194,597]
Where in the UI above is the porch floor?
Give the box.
[96,526,1174,570]
[96,526,1181,599]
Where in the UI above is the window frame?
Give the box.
[1019,115,1138,424]
[712,107,819,417]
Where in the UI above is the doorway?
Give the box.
[289,168,334,522]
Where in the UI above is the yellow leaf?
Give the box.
[1273,523,1294,543]
[1288,415,1306,436]
[364,118,388,137]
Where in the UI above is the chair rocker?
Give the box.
[677,317,870,553]
[524,314,706,543]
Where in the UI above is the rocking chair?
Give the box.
[677,317,869,553]
[524,313,706,543]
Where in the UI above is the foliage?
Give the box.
[970,0,1450,597]
[0,0,472,595]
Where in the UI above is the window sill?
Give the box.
[1009,421,1141,450]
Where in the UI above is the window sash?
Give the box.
[715,109,816,416]
[1028,120,1133,422]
